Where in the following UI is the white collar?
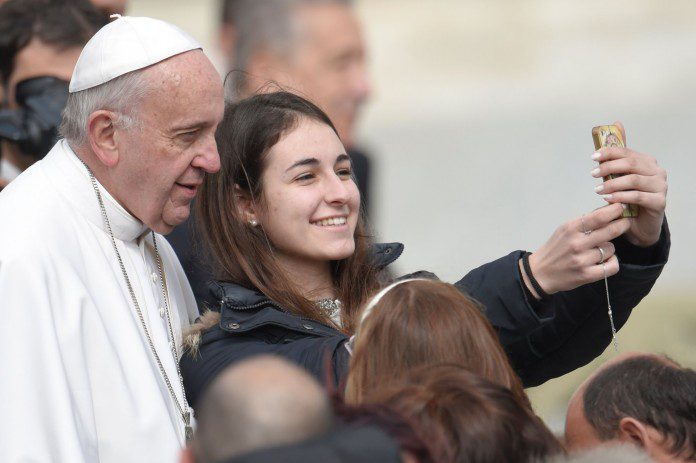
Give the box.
[42,139,150,242]
[0,158,23,183]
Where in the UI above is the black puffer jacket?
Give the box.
[181,224,670,408]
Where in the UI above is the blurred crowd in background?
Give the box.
[0,0,694,462]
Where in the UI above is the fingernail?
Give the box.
[603,194,613,200]
[622,203,629,210]
[594,184,604,193]
[591,152,601,161]
[591,168,601,177]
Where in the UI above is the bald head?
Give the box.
[565,353,696,462]
[192,355,334,463]
[565,353,669,450]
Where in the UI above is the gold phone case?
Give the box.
[591,125,638,218]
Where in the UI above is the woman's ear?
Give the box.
[87,110,120,168]
[234,184,258,225]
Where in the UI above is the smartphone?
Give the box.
[591,124,639,218]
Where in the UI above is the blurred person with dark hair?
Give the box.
[345,278,528,406]
[565,353,696,462]
[0,0,107,190]
[181,355,334,463]
[362,364,564,463]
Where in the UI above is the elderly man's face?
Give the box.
[283,3,370,148]
[115,50,223,234]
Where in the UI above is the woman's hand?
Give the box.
[591,121,667,247]
[521,122,667,299]
[522,204,629,298]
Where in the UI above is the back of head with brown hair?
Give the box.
[345,279,527,405]
[365,364,563,463]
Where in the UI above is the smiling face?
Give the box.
[255,116,360,267]
[113,50,224,234]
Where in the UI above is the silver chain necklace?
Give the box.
[315,298,341,319]
[82,163,193,442]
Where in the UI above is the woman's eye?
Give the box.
[296,173,315,182]
[337,168,352,177]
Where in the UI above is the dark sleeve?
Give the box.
[455,251,553,348]
[512,219,670,386]
[181,328,350,409]
[456,219,670,387]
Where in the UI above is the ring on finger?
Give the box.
[581,214,593,235]
[597,246,605,264]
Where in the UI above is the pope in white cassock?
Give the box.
[0,16,224,462]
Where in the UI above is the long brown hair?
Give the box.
[345,279,527,406]
[363,364,563,463]
[195,92,379,335]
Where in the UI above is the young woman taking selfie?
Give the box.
[181,91,669,407]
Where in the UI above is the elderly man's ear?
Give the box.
[87,110,121,168]
[617,417,668,458]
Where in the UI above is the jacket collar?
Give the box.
[210,242,404,308]
[371,242,404,270]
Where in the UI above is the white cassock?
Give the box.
[0,140,199,462]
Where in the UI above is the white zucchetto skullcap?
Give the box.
[69,14,201,93]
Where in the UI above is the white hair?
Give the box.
[59,69,149,146]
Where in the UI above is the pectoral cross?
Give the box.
[184,411,193,443]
